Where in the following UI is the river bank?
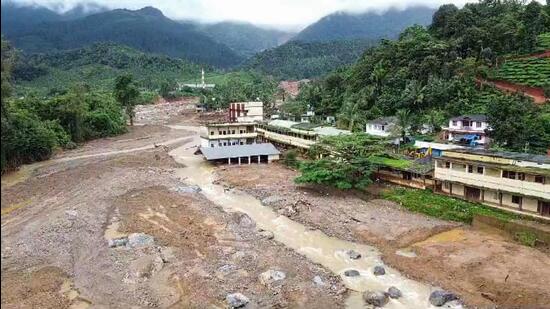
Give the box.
[216,163,550,308]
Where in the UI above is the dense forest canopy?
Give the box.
[1,6,244,68]
[290,0,550,153]
[245,39,374,79]
[12,42,203,95]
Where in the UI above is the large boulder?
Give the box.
[344,269,360,277]
[346,250,362,260]
[429,290,458,306]
[363,291,389,307]
[387,286,402,299]
[128,233,155,248]
[226,293,250,308]
[373,265,386,276]
[259,269,286,286]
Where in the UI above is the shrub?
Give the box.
[282,149,299,168]
[515,231,537,247]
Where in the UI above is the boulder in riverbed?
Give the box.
[346,250,361,259]
[387,286,402,299]
[429,290,458,306]
[259,269,286,286]
[363,290,389,307]
[128,233,155,248]
[226,293,249,308]
[344,269,360,277]
[373,265,386,276]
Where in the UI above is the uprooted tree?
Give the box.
[295,133,384,189]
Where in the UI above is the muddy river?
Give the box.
[169,130,462,309]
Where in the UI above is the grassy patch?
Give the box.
[369,155,412,170]
[381,187,519,224]
[514,231,537,247]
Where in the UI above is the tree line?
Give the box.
[1,38,143,173]
[284,0,550,154]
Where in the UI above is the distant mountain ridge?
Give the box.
[1,5,245,68]
[293,6,436,42]
[199,21,295,58]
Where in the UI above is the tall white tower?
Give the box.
[201,68,205,87]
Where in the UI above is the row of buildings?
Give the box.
[196,102,549,220]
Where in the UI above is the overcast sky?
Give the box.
[7,0,474,30]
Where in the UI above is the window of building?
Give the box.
[381,125,385,131]
[210,131,214,135]
[468,165,473,173]
[512,195,522,205]
[535,175,545,184]
[503,171,516,179]
[240,130,244,134]
[210,143,214,147]
[223,142,227,146]
[463,120,470,127]
[452,120,457,126]
[445,161,451,168]
[240,141,244,145]
[444,182,450,189]
[218,142,222,146]
[518,173,525,181]
[492,191,498,200]
[477,166,484,174]
[223,130,227,135]
[475,121,481,128]
[232,130,235,134]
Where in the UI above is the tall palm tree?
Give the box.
[395,109,413,143]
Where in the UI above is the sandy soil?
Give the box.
[216,163,550,308]
[1,112,345,308]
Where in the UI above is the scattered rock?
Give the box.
[259,270,286,286]
[65,210,78,218]
[373,265,386,276]
[258,229,274,240]
[387,286,402,299]
[128,233,155,248]
[108,237,128,248]
[344,270,360,277]
[159,247,176,263]
[129,255,163,279]
[226,293,249,308]
[261,195,284,206]
[363,291,389,307]
[174,185,201,194]
[218,264,237,273]
[234,213,255,228]
[429,290,458,306]
[346,250,361,260]
[313,275,325,286]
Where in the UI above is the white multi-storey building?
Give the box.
[434,148,550,219]
[200,123,257,148]
[442,115,490,146]
[228,102,264,123]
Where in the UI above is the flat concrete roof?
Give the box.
[199,143,280,160]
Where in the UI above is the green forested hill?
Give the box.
[200,22,294,58]
[2,6,244,68]
[292,0,550,153]
[245,39,374,79]
[293,6,435,42]
[13,43,202,94]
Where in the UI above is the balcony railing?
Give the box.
[434,168,550,200]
